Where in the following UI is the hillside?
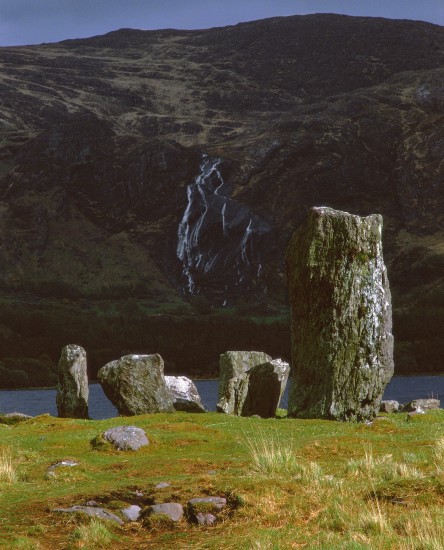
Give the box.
[0,14,443,381]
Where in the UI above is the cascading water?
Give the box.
[177,154,270,298]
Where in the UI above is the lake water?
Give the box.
[0,376,442,420]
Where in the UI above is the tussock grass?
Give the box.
[69,519,115,549]
[243,428,300,476]
[0,446,17,483]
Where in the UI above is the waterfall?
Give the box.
[177,154,270,296]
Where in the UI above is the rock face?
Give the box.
[97,354,174,415]
[286,207,394,421]
[242,359,290,418]
[56,345,89,419]
[165,376,206,413]
[216,351,271,415]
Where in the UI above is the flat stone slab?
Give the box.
[53,505,124,525]
[103,425,149,451]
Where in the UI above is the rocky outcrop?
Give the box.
[97,354,174,415]
[102,426,149,451]
[242,359,290,418]
[165,376,206,413]
[216,351,271,415]
[56,345,89,419]
[286,207,394,421]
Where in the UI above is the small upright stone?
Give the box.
[97,354,174,415]
[56,344,89,419]
[216,351,271,415]
[242,359,290,418]
[286,207,394,421]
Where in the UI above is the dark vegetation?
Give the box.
[0,297,290,388]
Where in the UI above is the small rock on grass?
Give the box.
[121,505,142,522]
[187,496,226,524]
[142,503,184,527]
[155,482,171,489]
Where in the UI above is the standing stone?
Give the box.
[165,376,206,412]
[56,344,89,419]
[97,354,174,415]
[286,207,394,421]
[242,359,290,417]
[216,351,271,415]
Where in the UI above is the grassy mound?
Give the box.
[1,411,444,548]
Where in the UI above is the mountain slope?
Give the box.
[0,14,443,379]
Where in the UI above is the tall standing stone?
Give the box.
[286,207,394,421]
[56,344,89,419]
[97,354,174,415]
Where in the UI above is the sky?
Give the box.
[0,0,443,47]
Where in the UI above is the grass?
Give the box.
[2,411,444,548]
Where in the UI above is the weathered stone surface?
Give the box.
[242,359,290,418]
[53,505,124,525]
[97,354,174,415]
[380,400,399,413]
[103,425,149,451]
[148,503,184,522]
[401,398,440,412]
[165,376,206,413]
[216,351,271,415]
[286,207,394,421]
[56,345,89,419]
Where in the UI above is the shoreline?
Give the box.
[0,373,443,392]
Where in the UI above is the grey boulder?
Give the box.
[380,400,399,413]
[97,354,174,415]
[103,425,149,451]
[165,376,205,413]
[402,399,440,412]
